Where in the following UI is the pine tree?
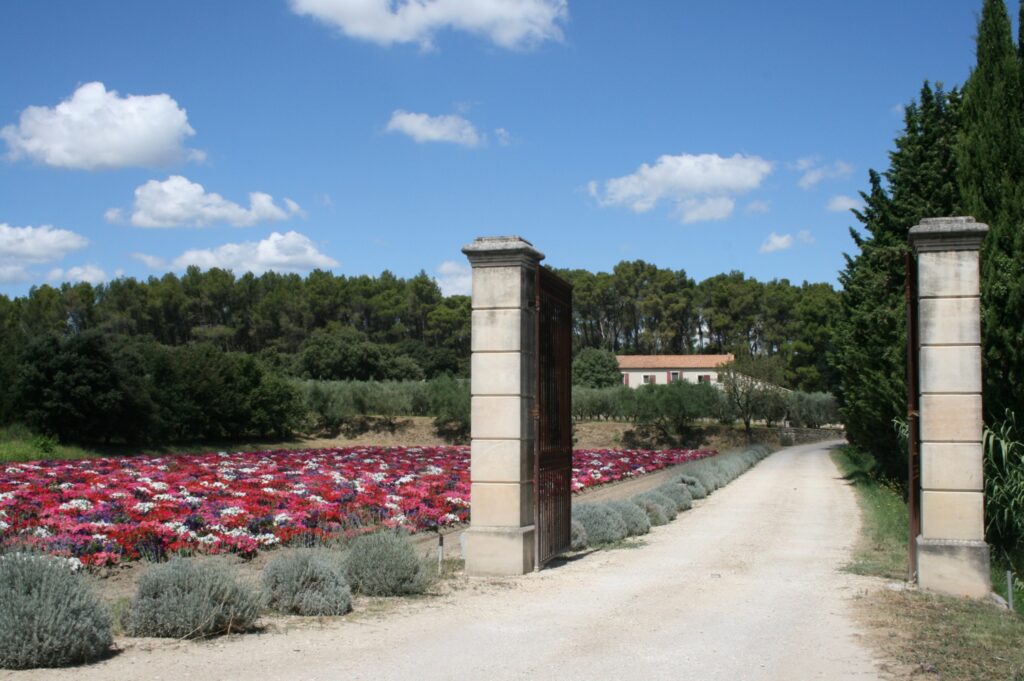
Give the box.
[958,0,1024,416]
[834,84,961,480]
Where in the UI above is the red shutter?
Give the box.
[624,372,629,387]
[666,371,671,383]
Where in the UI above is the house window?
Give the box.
[643,374,656,384]
[670,371,680,382]
[698,374,712,384]
[622,373,629,386]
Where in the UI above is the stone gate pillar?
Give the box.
[461,236,541,575]
[910,217,991,598]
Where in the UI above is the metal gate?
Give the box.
[534,265,573,568]
[905,251,921,581]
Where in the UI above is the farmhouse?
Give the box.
[617,354,734,388]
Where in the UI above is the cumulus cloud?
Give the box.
[1,82,203,170]
[0,265,31,284]
[386,110,483,147]
[0,223,89,263]
[759,232,794,254]
[110,175,303,228]
[679,197,734,224]
[745,200,771,214]
[47,265,107,285]
[136,231,337,275]
[495,127,511,146]
[435,260,471,295]
[795,158,853,189]
[798,229,815,244]
[589,152,772,224]
[290,0,568,50]
[131,253,166,269]
[827,194,863,212]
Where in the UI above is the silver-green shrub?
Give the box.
[638,491,678,520]
[572,503,628,545]
[262,550,352,616]
[570,519,589,550]
[656,482,693,512]
[0,553,112,669]
[344,531,429,596]
[631,495,669,526]
[607,500,651,536]
[677,474,708,499]
[123,559,264,638]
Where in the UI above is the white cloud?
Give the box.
[111,175,303,228]
[1,82,203,170]
[289,0,568,50]
[0,265,31,284]
[589,152,773,223]
[679,197,735,224]
[827,194,863,212]
[435,260,471,295]
[796,159,853,189]
[131,253,166,269]
[48,265,107,285]
[495,127,511,146]
[745,200,771,214]
[798,229,815,244]
[136,231,338,275]
[386,110,483,147]
[0,223,89,263]
[759,232,794,254]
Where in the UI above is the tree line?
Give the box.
[836,0,1024,481]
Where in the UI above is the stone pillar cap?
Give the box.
[909,217,988,252]
[462,235,545,267]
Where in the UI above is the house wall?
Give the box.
[620,368,723,388]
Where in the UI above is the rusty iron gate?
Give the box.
[905,251,921,581]
[534,265,573,568]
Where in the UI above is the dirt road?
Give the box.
[10,440,881,681]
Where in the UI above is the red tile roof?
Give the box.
[616,354,735,370]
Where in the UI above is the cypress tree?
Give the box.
[834,84,961,480]
[958,0,1024,416]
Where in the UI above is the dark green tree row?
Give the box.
[836,0,1024,482]
[0,266,471,385]
[833,82,962,480]
[558,263,839,392]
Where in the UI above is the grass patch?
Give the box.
[831,445,908,580]
[991,556,1024,616]
[863,589,1024,681]
[838,445,1024,680]
[0,425,98,463]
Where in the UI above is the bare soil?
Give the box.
[8,440,885,681]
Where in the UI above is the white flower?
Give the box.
[273,513,291,525]
[133,502,155,513]
[220,506,244,516]
[0,520,9,531]
[59,498,92,511]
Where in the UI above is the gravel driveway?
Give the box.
[9,440,881,681]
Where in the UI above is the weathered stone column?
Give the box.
[461,236,541,575]
[911,217,991,598]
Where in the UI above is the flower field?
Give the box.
[0,445,714,565]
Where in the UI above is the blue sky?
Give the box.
[0,1,985,297]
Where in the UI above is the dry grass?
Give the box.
[836,446,1024,681]
[859,588,1024,681]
